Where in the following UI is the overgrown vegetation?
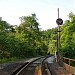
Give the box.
[0,12,75,63]
[0,14,48,62]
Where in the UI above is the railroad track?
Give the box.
[41,56,51,75]
[11,56,52,75]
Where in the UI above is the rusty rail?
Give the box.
[63,57,75,74]
[11,56,44,75]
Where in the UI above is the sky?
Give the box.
[0,0,75,30]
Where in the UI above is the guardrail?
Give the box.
[63,57,75,74]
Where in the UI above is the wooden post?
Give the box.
[69,58,70,72]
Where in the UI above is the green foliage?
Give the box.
[0,17,10,32]
[0,14,48,63]
[0,12,75,63]
[60,12,75,59]
[48,40,57,54]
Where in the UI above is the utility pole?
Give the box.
[58,8,60,53]
[56,8,63,62]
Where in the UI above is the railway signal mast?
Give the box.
[56,8,63,62]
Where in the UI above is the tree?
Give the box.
[0,17,10,32]
[48,40,57,54]
[60,12,75,58]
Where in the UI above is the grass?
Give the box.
[0,55,41,63]
[0,57,27,63]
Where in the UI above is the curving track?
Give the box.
[10,56,52,75]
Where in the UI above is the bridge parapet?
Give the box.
[63,57,75,75]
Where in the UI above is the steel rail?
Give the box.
[41,55,52,75]
[11,56,44,75]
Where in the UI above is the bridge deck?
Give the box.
[48,62,71,75]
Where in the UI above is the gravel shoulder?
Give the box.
[0,60,26,75]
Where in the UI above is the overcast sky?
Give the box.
[0,0,74,30]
